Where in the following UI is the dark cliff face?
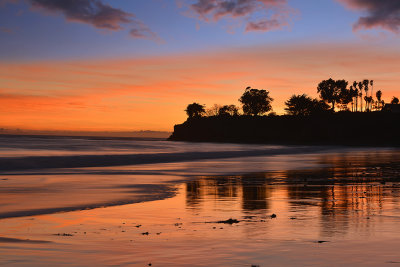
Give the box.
[169,113,400,146]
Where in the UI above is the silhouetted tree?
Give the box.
[206,104,222,116]
[370,80,374,110]
[364,96,373,112]
[317,79,348,111]
[352,81,359,111]
[285,94,329,116]
[185,103,205,119]
[358,81,364,112]
[239,87,273,116]
[391,97,399,105]
[376,90,382,110]
[338,86,353,111]
[313,100,331,114]
[218,105,239,116]
[363,79,370,111]
[349,86,355,111]
[285,94,313,116]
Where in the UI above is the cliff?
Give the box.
[169,112,400,146]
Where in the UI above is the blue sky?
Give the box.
[1,0,395,61]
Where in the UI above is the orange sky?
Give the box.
[1,42,399,132]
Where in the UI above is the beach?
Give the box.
[1,135,400,266]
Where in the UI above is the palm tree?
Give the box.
[376,90,382,110]
[363,79,369,111]
[358,81,363,112]
[349,86,354,112]
[370,80,374,110]
[353,81,358,111]
[364,96,373,112]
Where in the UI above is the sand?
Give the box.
[1,145,400,266]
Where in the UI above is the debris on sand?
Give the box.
[316,240,329,243]
[141,232,149,235]
[135,224,142,228]
[270,214,277,219]
[217,218,240,224]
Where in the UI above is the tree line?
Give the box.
[185,79,399,119]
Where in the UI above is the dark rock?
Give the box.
[217,218,240,224]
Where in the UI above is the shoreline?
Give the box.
[1,147,398,220]
[0,145,386,171]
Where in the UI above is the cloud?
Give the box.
[129,23,161,42]
[29,0,132,30]
[337,0,400,33]
[245,16,284,32]
[181,0,294,33]
[5,0,158,39]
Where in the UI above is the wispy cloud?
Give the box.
[180,0,294,33]
[337,0,400,33]
[30,0,133,30]
[2,0,158,40]
[245,15,286,32]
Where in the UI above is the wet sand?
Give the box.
[1,148,400,266]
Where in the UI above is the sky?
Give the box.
[0,0,399,132]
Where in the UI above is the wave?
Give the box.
[0,183,177,219]
[0,146,337,171]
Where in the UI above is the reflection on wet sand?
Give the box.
[186,174,271,212]
[185,151,400,237]
[1,150,400,266]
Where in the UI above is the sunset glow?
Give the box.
[1,0,399,132]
